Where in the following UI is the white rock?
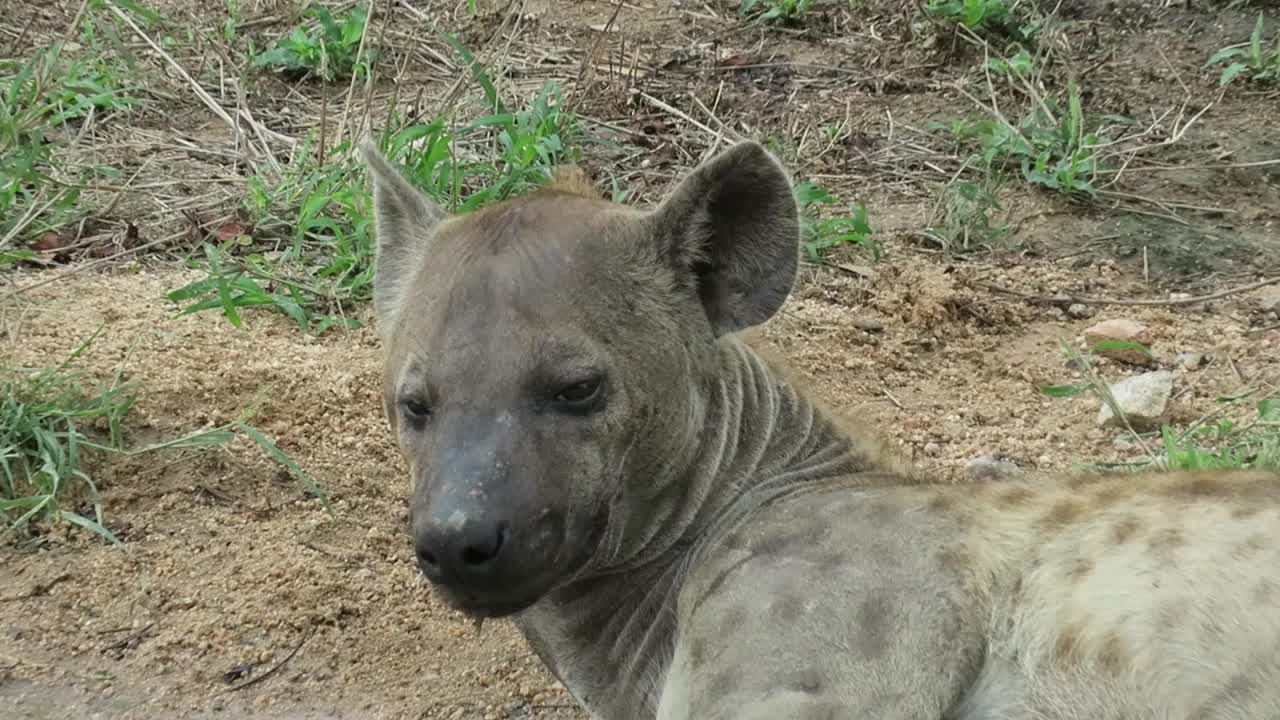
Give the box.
[1097,371,1175,430]
[965,455,1023,481]
[1067,303,1093,319]
[1175,352,1206,370]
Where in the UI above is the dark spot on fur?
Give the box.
[1090,484,1128,508]
[926,494,954,513]
[707,669,739,697]
[1097,631,1127,673]
[854,594,893,658]
[1232,533,1268,559]
[773,595,803,622]
[1146,527,1186,566]
[721,606,746,632]
[1037,499,1084,531]
[1252,579,1277,605]
[819,551,845,570]
[788,669,824,694]
[689,555,753,619]
[998,486,1035,507]
[936,543,969,573]
[1054,621,1081,664]
[1232,505,1260,520]
[751,533,788,557]
[1066,557,1094,582]
[688,638,707,670]
[1110,515,1140,544]
[1169,475,1223,498]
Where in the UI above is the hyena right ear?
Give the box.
[359,141,447,333]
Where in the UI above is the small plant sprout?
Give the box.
[740,0,814,23]
[253,3,377,81]
[1206,13,1280,87]
[793,180,879,263]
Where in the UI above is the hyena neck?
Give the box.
[667,336,886,554]
[513,337,886,718]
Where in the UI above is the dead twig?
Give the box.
[223,631,312,694]
[1,573,72,602]
[968,275,1280,308]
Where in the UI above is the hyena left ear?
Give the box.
[360,141,448,333]
[648,141,801,337]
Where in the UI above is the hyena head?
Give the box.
[362,140,800,617]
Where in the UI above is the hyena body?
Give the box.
[361,139,1280,720]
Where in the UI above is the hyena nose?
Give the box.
[414,518,509,584]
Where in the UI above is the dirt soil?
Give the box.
[2,0,1279,718]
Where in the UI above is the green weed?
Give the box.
[741,0,814,22]
[939,50,1107,198]
[166,74,578,334]
[924,0,1012,33]
[1207,13,1280,86]
[1160,396,1280,472]
[794,180,879,262]
[254,3,376,81]
[1,327,330,545]
[1039,341,1280,473]
[0,43,133,244]
[923,175,1011,253]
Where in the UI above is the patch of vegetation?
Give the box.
[1039,341,1280,473]
[794,180,878,262]
[923,175,1011,253]
[740,0,814,22]
[1207,13,1280,86]
[1,328,330,545]
[0,42,133,247]
[1159,396,1280,472]
[924,0,1013,34]
[939,49,1110,198]
[166,68,578,335]
[254,2,376,81]
[922,0,1053,45]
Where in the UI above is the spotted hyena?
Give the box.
[360,138,1280,720]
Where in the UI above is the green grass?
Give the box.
[923,175,1011,254]
[0,40,133,249]
[741,0,815,22]
[253,2,377,82]
[924,0,1013,34]
[935,49,1112,199]
[1038,340,1280,473]
[922,0,1054,47]
[794,180,878,263]
[1,327,330,545]
[1207,13,1280,86]
[167,35,578,335]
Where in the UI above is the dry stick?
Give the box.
[1,230,189,302]
[690,95,745,144]
[570,0,624,112]
[223,631,312,694]
[1096,158,1280,174]
[969,275,1280,308]
[335,0,377,150]
[638,92,722,140]
[104,1,284,167]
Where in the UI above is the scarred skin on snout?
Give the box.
[363,140,1280,720]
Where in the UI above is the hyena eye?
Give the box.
[552,375,605,412]
[400,398,433,423]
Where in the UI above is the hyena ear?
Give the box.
[359,141,447,332]
[649,141,801,337]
